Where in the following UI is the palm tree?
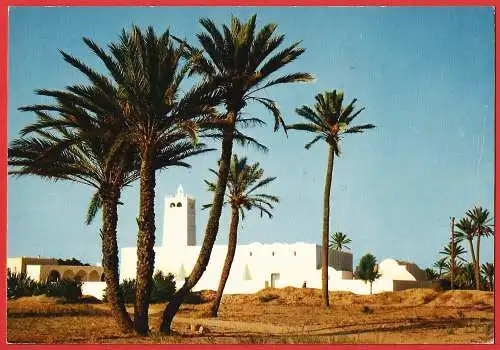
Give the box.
[481,262,494,291]
[203,155,278,317]
[459,262,476,289]
[467,206,494,291]
[355,253,381,295]
[433,258,447,279]
[329,232,352,251]
[425,268,438,281]
[288,90,374,307]
[160,14,312,333]
[9,83,138,333]
[455,217,477,288]
[439,240,466,286]
[31,26,215,335]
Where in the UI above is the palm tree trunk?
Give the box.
[101,186,134,333]
[322,145,335,307]
[450,217,455,290]
[467,238,478,289]
[210,206,239,317]
[134,152,156,335]
[370,282,373,295]
[160,124,235,333]
[475,235,481,290]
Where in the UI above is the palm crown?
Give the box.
[455,217,475,241]
[467,206,494,238]
[203,154,279,219]
[329,232,352,251]
[288,90,375,154]
[181,14,313,132]
[9,81,139,224]
[439,240,467,263]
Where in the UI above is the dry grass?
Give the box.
[8,295,110,317]
[7,287,494,344]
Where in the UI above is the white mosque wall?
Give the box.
[378,258,418,281]
[118,186,429,296]
[26,265,41,281]
[82,281,106,299]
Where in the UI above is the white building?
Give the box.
[7,256,106,299]
[120,186,431,295]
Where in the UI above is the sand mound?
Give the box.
[427,290,493,308]
[12,295,60,304]
[222,287,492,308]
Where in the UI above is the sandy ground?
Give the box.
[7,288,494,344]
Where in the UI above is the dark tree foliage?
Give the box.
[103,272,176,304]
[57,258,90,266]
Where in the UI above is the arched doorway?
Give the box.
[47,270,60,282]
[75,270,87,282]
[88,270,100,282]
[62,270,75,280]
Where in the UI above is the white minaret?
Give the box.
[162,185,196,248]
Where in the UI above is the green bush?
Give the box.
[7,270,37,299]
[103,272,176,304]
[7,270,80,301]
[151,271,176,303]
[46,278,82,302]
[120,279,137,304]
[184,291,204,304]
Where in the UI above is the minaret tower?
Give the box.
[162,185,196,248]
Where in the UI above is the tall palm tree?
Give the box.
[8,83,138,333]
[202,155,278,317]
[160,14,312,333]
[439,240,466,286]
[433,258,447,279]
[467,206,494,291]
[455,217,477,288]
[45,26,215,335]
[481,262,494,291]
[329,232,352,251]
[288,90,374,307]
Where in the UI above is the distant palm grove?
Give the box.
[7,14,493,337]
[426,206,494,292]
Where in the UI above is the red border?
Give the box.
[1,0,7,348]
[0,2,497,349]
[2,0,498,4]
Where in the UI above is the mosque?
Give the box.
[119,186,432,295]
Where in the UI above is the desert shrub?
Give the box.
[102,279,136,304]
[103,273,176,304]
[361,305,374,314]
[119,279,137,304]
[31,281,48,296]
[46,278,82,302]
[7,270,38,299]
[151,271,176,303]
[185,291,204,304]
[259,294,279,303]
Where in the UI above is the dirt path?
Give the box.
[172,316,310,335]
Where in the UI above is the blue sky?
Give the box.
[8,7,494,270]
